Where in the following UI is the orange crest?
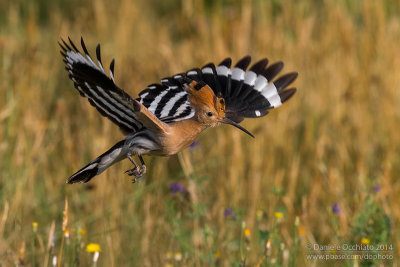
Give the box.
[185,81,225,118]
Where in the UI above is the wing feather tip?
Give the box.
[234,56,252,70]
[110,58,115,73]
[264,61,284,81]
[274,72,298,91]
[68,36,79,52]
[279,87,297,103]
[80,37,89,55]
[249,58,269,74]
[218,57,232,67]
[96,44,101,62]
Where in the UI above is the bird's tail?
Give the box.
[67,140,127,184]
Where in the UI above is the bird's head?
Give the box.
[185,81,254,138]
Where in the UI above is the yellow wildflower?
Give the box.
[86,243,101,253]
[215,250,221,258]
[244,228,251,237]
[32,222,38,232]
[274,212,284,219]
[361,238,370,245]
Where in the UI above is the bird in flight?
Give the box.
[59,37,297,184]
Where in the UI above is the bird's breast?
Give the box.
[156,119,206,156]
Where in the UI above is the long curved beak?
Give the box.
[220,117,254,138]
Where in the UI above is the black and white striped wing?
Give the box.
[137,56,297,125]
[59,37,143,134]
[187,56,297,123]
[137,76,195,123]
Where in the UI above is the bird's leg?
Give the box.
[125,154,146,183]
[138,155,147,175]
[125,154,138,175]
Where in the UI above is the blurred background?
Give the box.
[1,0,400,266]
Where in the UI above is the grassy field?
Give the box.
[1,0,400,266]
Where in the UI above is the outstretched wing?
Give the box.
[185,57,297,123]
[59,37,144,134]
[137,56,297,124]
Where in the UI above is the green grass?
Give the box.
[1,0,400,266]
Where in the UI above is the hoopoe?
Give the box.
[59,37,297,184]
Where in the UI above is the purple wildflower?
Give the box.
[189,140,200,151]
[223,208,237,220]
[224,208,233,218]
[372,185,381,193]
[331,203,341,214]
[170,182,185,195]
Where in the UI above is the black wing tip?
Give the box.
[80,37,89,55]
[68,37,79,52]
[61,38,71,51]
[96,43,101,62]
[235,55,252,70]
[240,55,251,61]
[218,57,232,68]
[59,36,78,52]
[264,61,284,81]
[110,58,115,73]
[59,36,82,55]
[279,87,297,103]
[58,39,67,52]
[66,167,99,184]
[274,72,298,91]
[285,71,298,80]
[249,58,269,74]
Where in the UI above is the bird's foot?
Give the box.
[125,165,147,183]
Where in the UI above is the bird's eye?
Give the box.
[207,112,213,117]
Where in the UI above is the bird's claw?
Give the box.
[125,165,147,183]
